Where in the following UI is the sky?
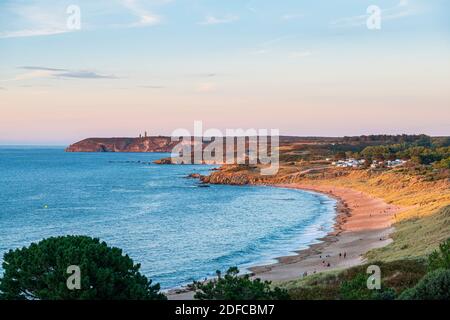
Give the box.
[0,0,449,144]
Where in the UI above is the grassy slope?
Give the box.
[366,205,450,261]
[275,169,449,299]
[206,164,450,297]
[279,259,427,300]
[291,169,450,260]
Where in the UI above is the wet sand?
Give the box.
[249,184,401,282]
[168,184,402,299]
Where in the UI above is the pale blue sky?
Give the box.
[0,0,449,144]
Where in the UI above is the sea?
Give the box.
[0,146,337,289]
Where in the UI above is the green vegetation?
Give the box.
[323,135,450,178]
[370,238,450,300]
[1,235,448,300]
[367,206,450,262]
[192,267,289,300]
[398,269,450,300]
[435,156,450,169]
[283,259,427,300]
[0,236,166,300]
[339,273,396,300]
[428,238,450,272]
[342,134,433,145]
[359,141,449,166]
[283,238,450,300]
[278,135,450,172]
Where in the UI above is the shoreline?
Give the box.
[168,183,402,299]
[248,184,400,283]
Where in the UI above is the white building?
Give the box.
[333,158,366,168]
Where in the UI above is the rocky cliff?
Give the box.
[65,137,180,152]
[66,136,329,153]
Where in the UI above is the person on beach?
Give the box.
[344,252,347,258]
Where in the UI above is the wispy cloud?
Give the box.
[196,83,216,93]
[199,15,239,25]
[330,0,417,28]
[19,84,52,88]
[140,85,165,89]
[56,71,117,79]
[281,13,304,21]
[120,0,162,27]
[261,35,295,48]
[251,49,268,55]
[189,73,218,78]
[0,87,6,90]
[11,66,117,81]
[0,0,165,39]
[13,70,55,81]
[21,66,67,72]
[289,51,312,59]
[245,0,256,14]
[251,35,295,55]
[0,3,73,39]
[0,29,70,39]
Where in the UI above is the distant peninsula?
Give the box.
[65,137,179,152]
[65,136,335,153]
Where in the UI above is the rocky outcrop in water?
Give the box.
[153,157,174,164]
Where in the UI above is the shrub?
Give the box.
[339,273,396,300]
[193,267,289,300]
[0,236,166,300]
[371,288,397,300]
[398,269,450,300]
[428,238,450,272]
[434,157,450,169]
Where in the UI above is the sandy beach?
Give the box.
[169,184,403,299]
[249,184,402,282]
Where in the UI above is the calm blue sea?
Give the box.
[0,147,336,289]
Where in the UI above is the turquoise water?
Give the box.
[0,147,336,289]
